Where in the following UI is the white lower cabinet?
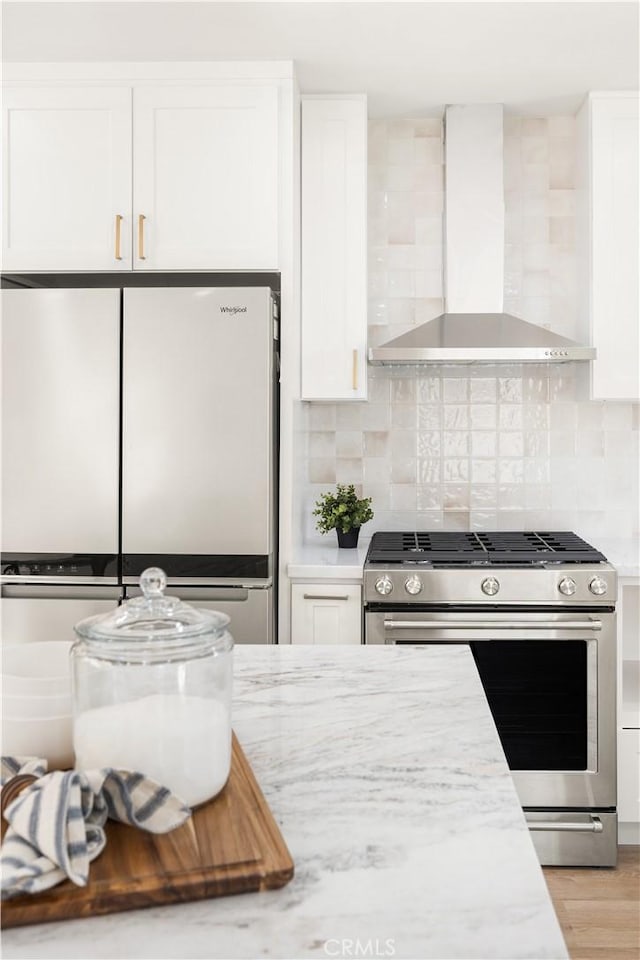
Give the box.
[291,583,362,645]
[618,729,640,823]
[617,578,640,839]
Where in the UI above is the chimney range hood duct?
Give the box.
[369,104,595,365]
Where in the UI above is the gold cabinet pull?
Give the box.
[114,214,123,260]
[137,214,147,260]
[352,349,358,391]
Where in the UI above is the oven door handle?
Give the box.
[527,816,604,834]
[383,619,602,631]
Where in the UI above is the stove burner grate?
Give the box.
[366,531,607,567]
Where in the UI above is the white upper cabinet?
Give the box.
[577,92,639,400]
[301,97,367,400]
[2,80,280,272]
[2,86,132,271]
[133,86,279,270]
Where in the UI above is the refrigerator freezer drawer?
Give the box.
[1,588,122,646]
[125,584,273,645]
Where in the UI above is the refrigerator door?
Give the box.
[122,287,275,571]
[1,289,120,574]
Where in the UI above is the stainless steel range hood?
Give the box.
[369,312,595,364]
[369,105,595,365]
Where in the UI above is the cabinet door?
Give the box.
[301,97,368,400]
[133,85,279,270]
[589,93,639,400]
[619,729,640,822]
[291,583,362,644]
[2,86,132,270]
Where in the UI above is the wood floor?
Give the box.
[543,846,640,960]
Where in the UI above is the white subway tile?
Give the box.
[443,432,470,456]
[308,459,337,484]
[417,431,441,457]
[499,432,525,456]
[417,459,442,483]
[471,432,497,457]
[443,405,470,430]
[309,404,336,430]
[417,484,442,510]
[418,404,442,429]
[444,484,470,509]
[336,404,364,430]
[363,457,391,482]
[391,455,418,481]
[443,378,469,402]
[443,459,470,482]
[499,460,525,483]
[308,431,336,457]
[336,458,363,483]
[471,460,498,483]
[471,404,498,429]
[391,483,417,509]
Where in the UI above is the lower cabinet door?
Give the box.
[618,728,640,822]
[291,583,362,645]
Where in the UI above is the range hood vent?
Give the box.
[369,105,595,365]
[369,312,595,365]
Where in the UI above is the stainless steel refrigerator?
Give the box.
[1,276,279,645]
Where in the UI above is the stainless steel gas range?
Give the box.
[363,531,617,867]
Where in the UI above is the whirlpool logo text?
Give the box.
[219,306,248,314]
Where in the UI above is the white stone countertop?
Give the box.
[287,543,369,579]
[288,536,640,579]
[597,538,640,578]
[2,646,568,960]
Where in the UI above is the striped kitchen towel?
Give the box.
[1,757,191,900]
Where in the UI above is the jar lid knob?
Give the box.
[140,567,167,599]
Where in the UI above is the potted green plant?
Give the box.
[312,484,374,548]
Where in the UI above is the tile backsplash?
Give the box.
[300,117,639,547]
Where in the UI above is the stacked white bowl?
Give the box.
[2,641,74,769]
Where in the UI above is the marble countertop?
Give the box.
[3,645,567,960]
[597,538,640,578]
[288,537,640,580]
[287,543,369,579]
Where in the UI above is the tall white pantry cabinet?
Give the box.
[2,79,279,271]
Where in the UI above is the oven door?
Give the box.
[365,608,616,810]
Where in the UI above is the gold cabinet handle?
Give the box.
[352,349,358,391]
[137,214,147,260]
[114,214,123,260]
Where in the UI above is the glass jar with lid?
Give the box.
[71,567,233,807]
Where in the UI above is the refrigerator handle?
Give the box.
[1,584,123,601]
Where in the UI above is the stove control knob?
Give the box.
[375,576,393,597]
[558,576,577,596]
[404,575,423,596]
[481,577,500,596]
[589,576,608,596]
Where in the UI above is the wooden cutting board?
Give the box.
[2,734,294,928]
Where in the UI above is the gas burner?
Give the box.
[366,531,608,567]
